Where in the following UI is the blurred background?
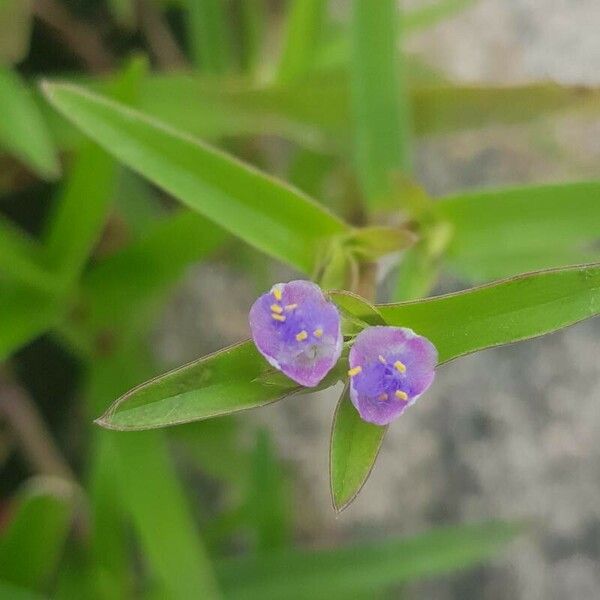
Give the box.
[0,0,599,598]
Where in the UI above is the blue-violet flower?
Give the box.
[249,280,343,387]
[348,326,437,426]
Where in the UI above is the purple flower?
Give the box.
[249,280,343,387]
[348,326,437,426]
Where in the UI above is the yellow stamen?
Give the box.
[271,313,286,322]
[378,393,388,401]
[394,360,407,373]
[295,330,308,341]
[347,366,362,377]
[313,328,323,338]
[284,303,298,311]
[270,304,283,314]
[378,355,386,364]
[395,390,408,401]
[272,287,282,301]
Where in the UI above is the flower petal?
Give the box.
[249,280,343,387]
[348,326,437,425]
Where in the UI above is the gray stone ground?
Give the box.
[156,1,599,598]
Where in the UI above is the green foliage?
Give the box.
[277,0,327,83]
[216,521,522,599]
[0,478,75,590]
[43,82,349,274]
[0,283,62,361]
[351,0,410,208]
[0,67,59,179]
[0,1,598,596]
[185,0,233,73]
[330,386,386,512]
[379,263,600,363]
[435,181,600,280]
[0,0,32,66]
[96,341,346,431]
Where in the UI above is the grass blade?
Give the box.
[0,67,59,179]
[0,477,75,591]
[435,181,600,281]
[216,521,521,599]
[42,82,349,274]
[277,0,327,83]
[351,0,410,210]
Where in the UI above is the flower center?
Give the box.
[349,354,410,402]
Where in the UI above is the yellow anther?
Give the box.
[284,303,298,311]
[271,313,286,322]
[295,330,308,341]
[313,328,323,338]
[272,287,282,301]
[347,366,362,377]
[378,355,387,364]
[395,390,408,401]
[378,393,388,401]
[394,360,407,373]
[270,304,283,314]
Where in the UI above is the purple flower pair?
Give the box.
[249,280,437,426]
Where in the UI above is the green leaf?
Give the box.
[0,216,58,294]
[0,477,75,590]
[345,225,417,260]
[42,56,148,287]
[184,0,232,73]
[0,68,59,179]
[330,386,386,512]
[238,0,264,74]
[0,283,62,361]
[414,83,600,135]
[331,264,600,507]
[435,181,600,281]
[113,431,220,599]
[96,341,344,431]
[0,0,32,65]
[81,210,225,334]
[351,0,410,209]
[329,289,385,326]
[42,143,117,286]
[42,82,349,274]
[379,263,600,364]
[247,429,290,553]
[88,347,220,599]
[276,0,327,83]
[216,521,521,599]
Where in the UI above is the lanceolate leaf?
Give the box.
[42,82,349,274]
[435,181,600,281]
[378,263,600,363]
[96,341,345,431]
[330,263,600,508]
[330,386,386,512]
[216,521,521,600]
